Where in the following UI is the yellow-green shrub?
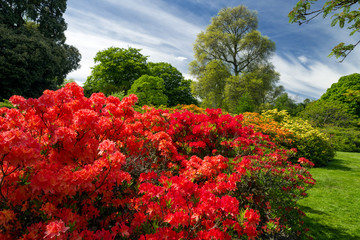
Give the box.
[260,109,335,166]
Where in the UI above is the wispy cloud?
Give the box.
[64,1,202,84]
[273,52,358,100]
[64,0,359,100]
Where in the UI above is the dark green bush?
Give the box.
[323,126,360,152]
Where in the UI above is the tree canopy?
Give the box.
[84,47,148,96]
[190,6,280,112]
[128,75,168,106]
[191,5,276,76]
[191,60,230,109]
[147,62,197,106]
[0,0,68,43]
[320,73,360,117]
[84,47,197,106]
[0,0,81,100]
[289,0,360,61]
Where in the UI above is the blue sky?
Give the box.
[63,0,358,101]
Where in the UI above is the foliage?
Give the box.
[109,91,126,101]
[272,93,298,116]
[230,92,256,114]
[289,0,360,61]
[0,100,14,109]
[0,83,315,239]
[191,5,275,76]
[225,65,281,113]
[260,109,335,166]
[0,0,67,43]
[323,126,360,152]
[84,47,148,96]
[128,75,168,106]
[298,152,360,239]
[191,60,230,109]
[190,6,281,112]
[344,89,360,101]
[0,1,81,100]
[0,24,80,100]
[320,73,360,117]
[147,62,197,107]
[299,99,357,128]
[242,112,294,148]
[84,50,197,107]
[170,104,207,115]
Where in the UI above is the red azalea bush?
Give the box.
[0,83,315,239]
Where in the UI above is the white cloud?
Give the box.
[175,56,187,61]
[63,0,359,100]
[298,56,308,64]
[273,53,358,100]
[64,2,204,84]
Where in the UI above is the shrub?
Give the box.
[257,109,335,166]
[298,99,356,128]
[323,126,360,152]
[171,104,207,114]
[242,112,294,148]
[0,83,314,239]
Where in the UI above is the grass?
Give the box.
[298,152,360,239]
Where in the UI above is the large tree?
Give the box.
[289,0,360,61]
[0,0,81,100]
[84,47,148,96]
[191,5,276,76]
[190,6,280,111]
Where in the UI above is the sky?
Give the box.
[63,0,359,101]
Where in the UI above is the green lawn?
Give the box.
[298,152,360,239]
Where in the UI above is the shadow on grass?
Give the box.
[300,206,327,216]
[300,205,360,240]
[303,216,360,240]
[322,159,353,171]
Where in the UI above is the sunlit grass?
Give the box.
[299,152,360,239]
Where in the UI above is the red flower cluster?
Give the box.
[0,83,315,239]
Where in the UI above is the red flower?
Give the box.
[98,139,116,155]
[44,220,69,239]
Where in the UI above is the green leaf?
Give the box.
[339,18,345,28]
[331,18,339,27]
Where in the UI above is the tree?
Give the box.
[224,64,280,113]
[191,60,231,109]
[84,48,197,105]
[190,6,280,111]
[84,47,148,96]
[147,62,197,106]
[0,0,81,100]
[320,73,360,117]
[272,93,298,116]
[289,0,360,61]
[128,75,168,106]
[0,24,80,100]
[0,0,68,43]
[191,6,276,76]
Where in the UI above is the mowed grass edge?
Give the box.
[298,152,360,240]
